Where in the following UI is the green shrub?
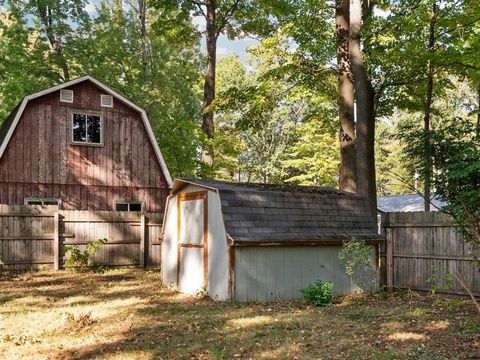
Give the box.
[426,265,454,295]
[338,238,372,276]
[300,280,334,306]
[64,238,107,271]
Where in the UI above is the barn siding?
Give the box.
[0,81,168,212]
[234,246,377,302]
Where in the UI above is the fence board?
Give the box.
[0,205,163,270]
[381,212,479,296]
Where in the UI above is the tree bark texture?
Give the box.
[202,0,217,171]
[138,0,149,81]
[349,0,377,219]
[423,1,437,212]
[36,4,70,80]
[336,0,357,193]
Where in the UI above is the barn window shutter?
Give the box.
[101,94,113,107]
[60,89,74,103]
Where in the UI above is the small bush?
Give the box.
[64,238,107,271]
[338,238,372,276]
[464,319,480,335]
[426,265,454,295]
[300,280,334,306]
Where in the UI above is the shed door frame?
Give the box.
[176,191,208,290]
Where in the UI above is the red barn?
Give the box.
[0,76,171,212]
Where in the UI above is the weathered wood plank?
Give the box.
[382,212,479,296]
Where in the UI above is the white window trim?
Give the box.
[70,111,104,147]
[60,89,74,103]
[114,201,145,212]
[24,198,61,208]
[101,94,113,107]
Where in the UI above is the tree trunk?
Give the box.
[349,0,377,219]
[37,4,70,80]
[202,0,217,175]
[336,0,356,193]
[476,82,479,137]
[138,0,149,81]
[423,1,437,212]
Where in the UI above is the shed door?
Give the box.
[177,191,208,294]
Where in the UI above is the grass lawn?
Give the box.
[0,269,478,359]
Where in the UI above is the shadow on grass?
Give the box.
[2,270,478,360]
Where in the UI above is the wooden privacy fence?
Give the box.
[0,205,163,270]
[381,212,480,296]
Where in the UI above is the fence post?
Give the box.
[385,213,393,293]
[53,212,61,270]
[140,214,148,268]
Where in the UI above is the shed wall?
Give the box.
[206,190,229,301]
[234,245,377,302]
[161,184,229,300]
[162,195,178,284]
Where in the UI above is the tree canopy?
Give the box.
[0,0,478,200]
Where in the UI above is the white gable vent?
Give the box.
[101,94,113,107]
[60,89,74,103]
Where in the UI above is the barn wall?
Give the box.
[206,190,229,301]
[0,183,167,213]
[0,80,169,212]
[234,245,377,302]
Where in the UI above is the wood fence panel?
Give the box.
[0,205,163,269]
[381,212,479,296]
[0,205,56,269]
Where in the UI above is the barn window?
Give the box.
[115,201,143,212]
[25,198,60,206]
[71,112,103,145]
[60,89,73,103]
[101,94,113,107]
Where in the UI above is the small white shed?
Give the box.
[161,178,383,302]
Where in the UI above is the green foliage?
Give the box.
[64,238,107,271]
[300,280,334,307]
[426,266,454,295]
[213,32,338,184]
[464,319,480,335]
[338,238,372,277]
[0,0,202,177]
[400,117,480,256]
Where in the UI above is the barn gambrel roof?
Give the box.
[0,75,172,187]
[174,178,383,245]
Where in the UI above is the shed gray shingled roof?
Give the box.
[176,178,383,243]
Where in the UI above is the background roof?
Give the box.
[377,194,445,212]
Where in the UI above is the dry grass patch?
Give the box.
[0,269,478,359]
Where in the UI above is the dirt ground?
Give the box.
[0,269,478,359]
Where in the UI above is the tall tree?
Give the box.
[161,0,243,174]
[422,0,437,211]
[138,0,149,80]
[349,0,376,218]
[336,0,356,193]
